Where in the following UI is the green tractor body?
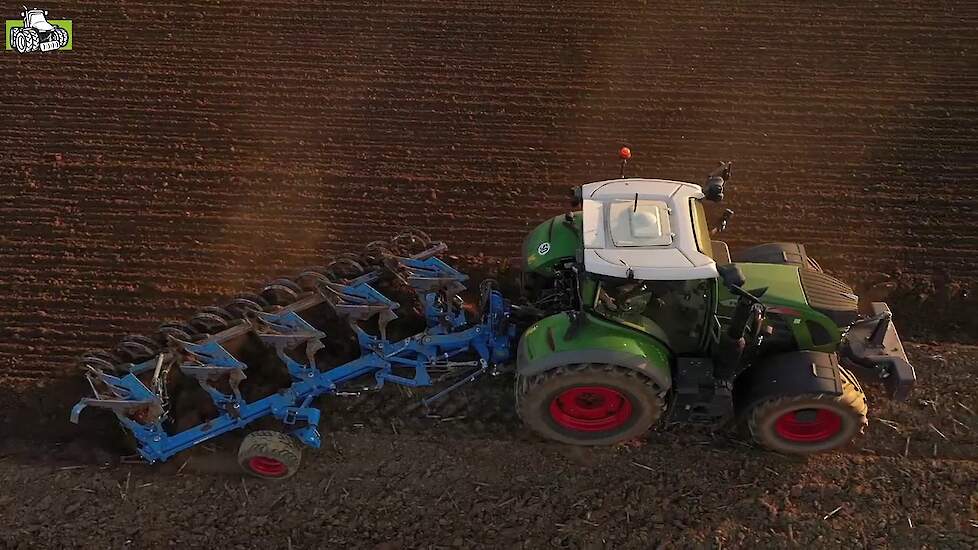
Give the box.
[514,170,914,453]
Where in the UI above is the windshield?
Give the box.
[26,12,47,26]
[690,199,715,259]
[593,277,714,353]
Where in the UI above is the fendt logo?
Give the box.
[5,6,71,52]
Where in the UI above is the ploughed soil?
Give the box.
[0,345,977,548]
[1,0,977,548]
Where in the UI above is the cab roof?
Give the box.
[581,178,718,281]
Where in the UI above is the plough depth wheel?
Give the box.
[238,430,302,480]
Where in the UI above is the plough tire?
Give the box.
[238,430,302,480]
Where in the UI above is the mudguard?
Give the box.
[734,350,844,413]
[516,312,672,390]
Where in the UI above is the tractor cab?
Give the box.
[579,178,725,355]
[23,9,54,31]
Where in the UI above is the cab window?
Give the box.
[593,278,714,353]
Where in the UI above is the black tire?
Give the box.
[238,430,302,479]
[20,28,39,52]
[12,31,27,53]
[748,369,868,455]
[515,364,665,446]
[54,27,68,47]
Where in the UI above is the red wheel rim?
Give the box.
[549,386,633,432]
[774,408,842,442]
[248,456,287,477]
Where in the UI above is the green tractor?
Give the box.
[514,162,915,454]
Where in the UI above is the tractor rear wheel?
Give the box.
[238,431,302,479]
[748,369,868,454]
[516,364,665,445]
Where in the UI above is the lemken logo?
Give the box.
[6,7,71,52]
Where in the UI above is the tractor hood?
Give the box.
[721,263,860,326]
[522,212,583,274]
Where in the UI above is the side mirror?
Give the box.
[712,208,734,235]
[570,186,582,207]
[718,264,746,289]
[703,161,732,202]
[704,176,724,202]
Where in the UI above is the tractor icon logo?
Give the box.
[6,6,71,53]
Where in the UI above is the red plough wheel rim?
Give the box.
[774,408,842,442]
[248,456,287,477]
[550,386,633,432]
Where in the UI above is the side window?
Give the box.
[594,278,713,353]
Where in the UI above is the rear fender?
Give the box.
[516,312,672,390]
[734,351,844,415]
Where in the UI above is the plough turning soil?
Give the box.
[72,158,917,479]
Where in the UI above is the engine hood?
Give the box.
[719,263,859,326]
[797,268,860,325]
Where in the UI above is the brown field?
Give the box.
[0,1,976,547]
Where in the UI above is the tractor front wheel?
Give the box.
[15,28,39,53]
[516,364,665,446]
[238,430,302,479]
[748,369,868,454]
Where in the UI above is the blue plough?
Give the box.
[71,243,515,464]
